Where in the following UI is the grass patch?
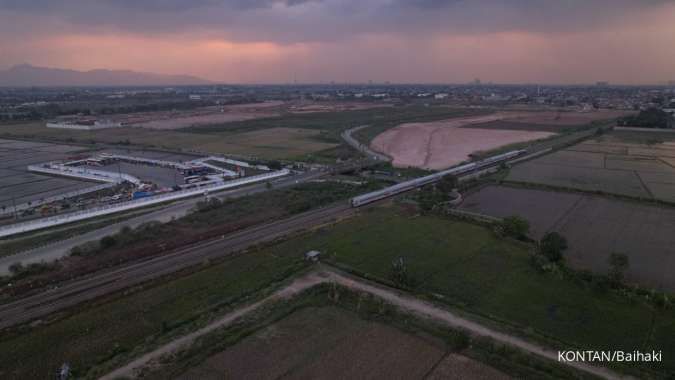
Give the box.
[0,248,309,379]
[256,205,674,378]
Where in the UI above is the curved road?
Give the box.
[341,125,391,162]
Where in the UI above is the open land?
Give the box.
[124,103,282,130]
[0,122,337,159]
[272,206,675,376]
[96,101,393,130]
[506,130,675,202]
[0,139,93,210]
[176,306,503,380]
[464,109,632,129]
[2,204,673,378]
[459,185,675,290]
[371,112,556,170]
[0,245,308,379]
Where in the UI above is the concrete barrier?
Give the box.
[28,163,141,185]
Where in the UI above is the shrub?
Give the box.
[100,235,117,249]
[538,232,568,262]
[500,215,530,240]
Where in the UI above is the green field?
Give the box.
[3,204,673,378]
[263,206,674,377]
[0,248,308,379]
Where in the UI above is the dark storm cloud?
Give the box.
[0,0,672,43]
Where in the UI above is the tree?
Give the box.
[436,175,458,193]
[500,216,530,240]
[539,232,568,262]
[390,256,416,288]
[608,252,629,284]
[619,108,674,129]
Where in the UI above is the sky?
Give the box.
[1,0,674,84]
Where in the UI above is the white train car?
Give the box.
[350,150,525,207]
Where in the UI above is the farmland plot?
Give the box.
[177,306,507,380]
[506,131,675,202]
[459,185,675,290]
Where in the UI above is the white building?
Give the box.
[46,120,122,130]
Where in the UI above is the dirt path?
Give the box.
[100,269,633,380]
[99,272,327,380]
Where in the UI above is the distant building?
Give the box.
[46,120,122,130]
[434,93,448,100]
[188,94,202,100]
[596,81,609,87]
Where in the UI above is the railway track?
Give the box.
[0,202,353,330]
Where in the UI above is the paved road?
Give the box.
[102,269,632,380]
[341,125,391,162]
[0,171,324,274]
[0,203,353,330]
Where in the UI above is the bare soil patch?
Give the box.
[177,306,506,380]
[371,113,553,170]
[123,104,281,130]
[289,101,393,114]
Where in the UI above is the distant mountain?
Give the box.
[0,64,212,87]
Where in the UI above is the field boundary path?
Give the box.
[101,268,633,380]
[341,125,392,161]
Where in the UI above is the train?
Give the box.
[350,149,527,207]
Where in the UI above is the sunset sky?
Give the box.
[1,0,674,84]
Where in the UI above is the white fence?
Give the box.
[28,163,141,185]
[0,169,290,238]
[199,156,271,171]
[0,183,116,217]
[194,161,238,177]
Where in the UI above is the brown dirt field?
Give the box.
[371,113,553,170]
[123,104,281,130]
[427,353,511,380]
[289,101,393,114]
[178,306,455,380]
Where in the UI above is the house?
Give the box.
[304,250,321,262]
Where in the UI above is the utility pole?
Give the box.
[11,196,17,220]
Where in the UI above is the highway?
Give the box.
[0,202,353,330]
[0,170,324,274]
